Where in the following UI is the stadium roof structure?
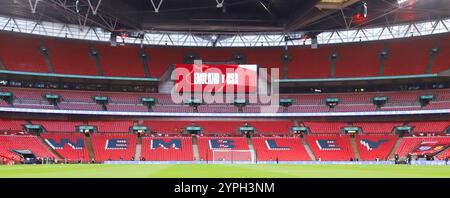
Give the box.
[0,0,450,47]
[1,0,449,33]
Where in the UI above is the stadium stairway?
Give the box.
[37,135,64,160]
[192,136,200,161]
[247,136,257,162]
[301,136,316,161]
[387,135,403,160]
[350,136,361,160]
[85,134,96,162]
[135,135,142,161]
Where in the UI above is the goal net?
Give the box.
[212,150,256,164]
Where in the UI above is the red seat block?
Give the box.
[252,137,311,161]
[140,137,194,161]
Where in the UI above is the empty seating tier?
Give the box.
[305,135,355,161]
[0,135,58,159]
[90,133,137,162]
[42,133,90,162]
[140,137,194,161]
[252,137,311,161]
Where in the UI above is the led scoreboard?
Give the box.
[174,64,258,93]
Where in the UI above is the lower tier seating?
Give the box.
[140,137,194,161]
[252,137,311,161]
[0,135,58,159]
[393,136,450,159]
[305,135,355,161]
[356,135,398,160]
[90,133,137,162]
[42,133,90,162]
[197,137,250,162]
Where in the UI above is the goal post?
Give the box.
[212,150,256,164]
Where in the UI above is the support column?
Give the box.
[426,41,440,74]
[281,52,290,79]
[39,45,54,73]
[90,47,103,76]
[140,50,150,77]
[378,45,389,76]
[330,51,338,78]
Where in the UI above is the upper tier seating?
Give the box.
[305,135,355,161]
[288,47,333,78]
[44,39,98,75]
[334,42,383,77]
[0,33,48,72]
[431,35,450,73]
[383,37,435,75]
[140,137,194,161]
[1,32,449,78]
[252,137,311,161]
[95,45,147,77]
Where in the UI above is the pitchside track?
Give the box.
[0,164,449,178]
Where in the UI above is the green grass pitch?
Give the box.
[0,164,450,178]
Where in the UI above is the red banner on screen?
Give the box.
[174,64,258,93]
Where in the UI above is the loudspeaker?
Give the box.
[311,37,318,49]
[110,34,117,47]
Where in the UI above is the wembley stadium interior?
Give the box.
[0,0,449,166]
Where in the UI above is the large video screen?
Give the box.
[174,64,258,93]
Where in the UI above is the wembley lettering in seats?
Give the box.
[209,139,235,149]
[106,139,129,150]
[45,138,85,149]
[360,139,388,150]
[151,139,181,150]
[316,140,341,150]
[265,139,290,150]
